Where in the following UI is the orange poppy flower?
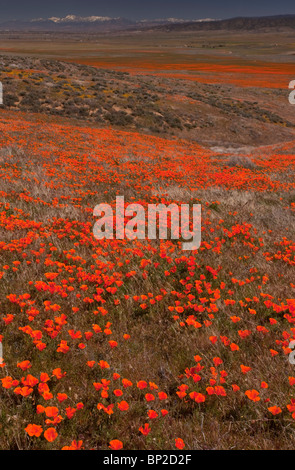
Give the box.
[44,428,58,442]
[117,401,129,411]
[139,423,151,436]
[268,406,282,415]
[109,439,123,450]
[245,389,260,402]
[25,424,43,437]
[175,438,185,449]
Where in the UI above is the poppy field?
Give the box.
[70,57,295,90]
[2,29,295,91]
[0,104,295,450]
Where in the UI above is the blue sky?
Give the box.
[0,0,294,21]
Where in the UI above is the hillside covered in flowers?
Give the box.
[0,108,294,449]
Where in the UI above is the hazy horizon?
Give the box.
[0,0,294,22]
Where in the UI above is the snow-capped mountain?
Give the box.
[139,17,216,23]
[0,14,293,32]
[29,15,214,25]
[0,14,218,32]
[0,15,136,31]
[45,15,117,23]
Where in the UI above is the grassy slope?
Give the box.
[0,110,295,449]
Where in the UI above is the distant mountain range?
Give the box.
[0,14,294,32]
[156,14,295,32]
[0,15,216,32]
